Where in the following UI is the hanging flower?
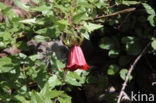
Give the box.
[62,45,91,71]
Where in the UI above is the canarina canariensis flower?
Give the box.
[62,45,91,71]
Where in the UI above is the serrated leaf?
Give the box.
[48,75,62,89]
[65,72,82,86]
[72,12,86,24]
[83,23,103,33]
[67,72,82,80]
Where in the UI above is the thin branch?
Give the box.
[109,4,118,8]
[117,42,151,103]
[86,8,136,22]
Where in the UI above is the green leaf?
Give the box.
[19,18,37,24]
[56,5,68,14]
[83,23,103,33]
[31,5,50,12]
[31,91,43,103]
[65,72,82,86]
[49,90,64,98]
[35,26,60,39]
[108,49,119,58]
[151,39,156,50]
[1,7,15,18]
[40,83,50,97]
[19,53,27,59]
[1,32,11,41]
[58,94,71,103]
[65,77,82,86]
[121,36,135,44]
[0,57,14,73]
[57,19,69,26]
[34,35,50,42]
[107,64,119,75]
[122,1,140,6]
[72,12,86,24]
[14,95,30,103]
[77,2,93,8]
[147,15,156,27]
[67,72,82,80]
[120,69,132,81]
[13,0,30,11]
[50,55,65,71]
[0,41,5,49]
[81,31,90,40]
[142,3,155,15]
[29,54,40,61]
[48,75,62,89]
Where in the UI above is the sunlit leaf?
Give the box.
[83,23,103,33]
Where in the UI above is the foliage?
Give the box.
[0,0,155,103]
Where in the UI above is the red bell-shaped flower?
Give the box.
[62,45,91,71]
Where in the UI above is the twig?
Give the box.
[110,4,118,8]
[86,8,136,22]
[117,42,150,103]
